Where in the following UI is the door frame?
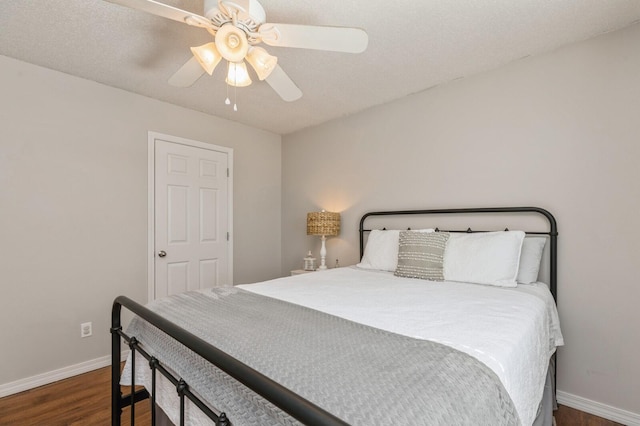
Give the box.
[147,131,234,302]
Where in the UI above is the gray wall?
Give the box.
[0,55,281,385]
[282,24,640,417]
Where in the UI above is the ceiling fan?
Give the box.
[105,0,369,104]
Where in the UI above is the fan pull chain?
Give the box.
[224,61,231,106]
[233,84,238,112]
[222,61,239,112]
[233,62,238,112]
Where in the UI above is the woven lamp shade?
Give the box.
[307,211,340,236]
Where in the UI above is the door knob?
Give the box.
[158,250,167,258]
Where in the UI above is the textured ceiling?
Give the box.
[2,1,640,135]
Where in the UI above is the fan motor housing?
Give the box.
[205,0,266,29]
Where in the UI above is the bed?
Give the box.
[112,206,563,426]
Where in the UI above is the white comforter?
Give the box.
[238,266,564,426]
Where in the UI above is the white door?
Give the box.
[151,134,232,299]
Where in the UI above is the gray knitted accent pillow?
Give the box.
[395,231,450,280]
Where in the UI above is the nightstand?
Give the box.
[291,269,316,276]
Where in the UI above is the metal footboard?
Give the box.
[111,295,348,426]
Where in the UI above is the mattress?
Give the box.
[123,266,563,426]
[238,267,564,426]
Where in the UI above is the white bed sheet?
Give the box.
[237,266,564,426]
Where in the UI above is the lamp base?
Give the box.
[319,235,328,270]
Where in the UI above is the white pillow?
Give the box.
[443,231,525,287]
[357,229,434,271]
[517,237,547,284]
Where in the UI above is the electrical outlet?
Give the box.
[80,322,92,338]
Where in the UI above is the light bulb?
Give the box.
[225,61,252,87]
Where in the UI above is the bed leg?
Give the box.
[111,338,123,425]
[111,300,123,426]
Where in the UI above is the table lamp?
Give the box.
[306,210,340,270]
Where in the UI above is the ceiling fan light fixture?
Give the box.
[226,61,252,87]
[246,46,277,80]
[215,24,249,62]
[106,0,369,103]
[190,42,222,75]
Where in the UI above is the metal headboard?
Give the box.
[359,207,558,301]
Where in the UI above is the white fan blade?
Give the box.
[265,65,302,102]
[168,57,206,87]
[259,23,368,53]
[105,0,216,29]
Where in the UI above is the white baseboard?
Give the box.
[558,390,640,426]
[0,351,129,398]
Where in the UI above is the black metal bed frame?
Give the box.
[112,206,558,425]
[111,296,347,426]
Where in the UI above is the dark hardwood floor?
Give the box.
[554,405,624,426]
[0,367,149,426]
[0,366,624,425]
